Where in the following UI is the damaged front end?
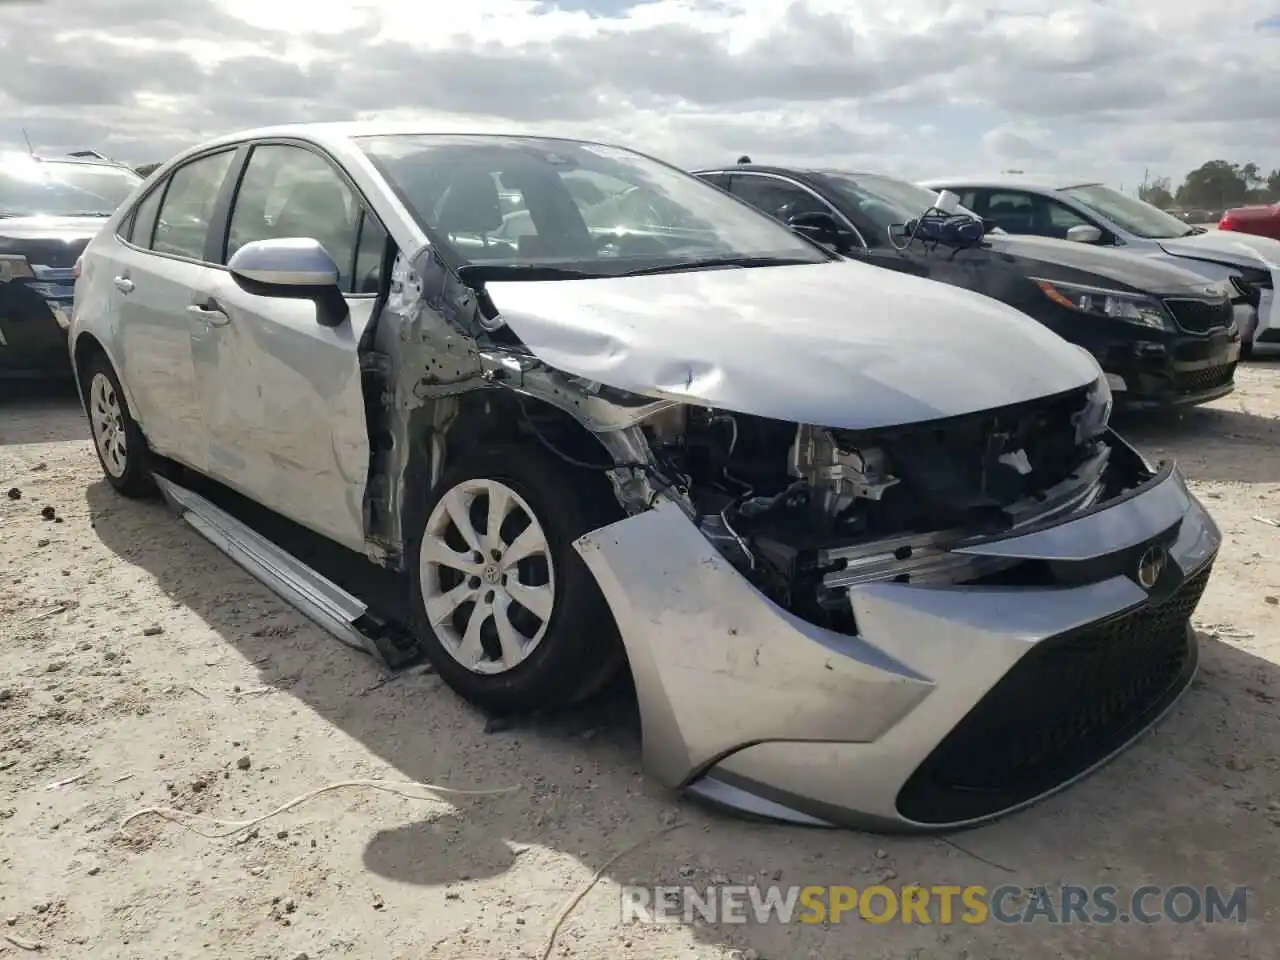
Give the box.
[366,245,1216,831]
[482,346,1129,637]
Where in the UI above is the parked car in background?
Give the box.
[1,151,141,380]
[1219,202,1280,242]
[693,164,1241,409]
[921,174,1280,355]
[71,122,1220,831]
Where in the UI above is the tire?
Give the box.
[83,352,155,498]
[407,443,625,714]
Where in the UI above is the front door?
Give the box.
[190,141,389,551]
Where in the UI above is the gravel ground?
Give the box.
[1,364,1278,960]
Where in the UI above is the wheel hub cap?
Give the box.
[418,478,556,676]
[89,372,128,478]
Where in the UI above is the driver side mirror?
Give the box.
[1066,224,1103,244]
[787,211,846,250]
[228,238,349,328]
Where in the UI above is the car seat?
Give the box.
[272,180,355,278]
[985,199,1034,233]
[435,169,504,238]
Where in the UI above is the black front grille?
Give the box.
[10,238,89,268]
[1163,297,1233,334]
[1175,362,1237,395]
[896,561,1212,825]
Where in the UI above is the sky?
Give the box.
[0,0,1278,190]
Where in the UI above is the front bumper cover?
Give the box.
[1090,325,1240,410]
[573,442,1219,832]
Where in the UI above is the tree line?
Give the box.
[1138,161,1280,213]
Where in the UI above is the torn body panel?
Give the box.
[360,246,489,565]
[574,461,1218,831]
[481,262,1100,431]
[357,245,1217,831]
[364,241,1137,620]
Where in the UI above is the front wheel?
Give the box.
[83,353,155,498]
[407,444,625,714]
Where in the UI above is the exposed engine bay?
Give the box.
[375,248,1132,638]
[624,383,1126,632]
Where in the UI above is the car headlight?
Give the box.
[1033,278,1169,329]
[1074,372,1113,443]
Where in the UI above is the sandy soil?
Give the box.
[1,365,1278,960]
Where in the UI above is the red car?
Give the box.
[1218,203,1280,240]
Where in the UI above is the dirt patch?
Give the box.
[1,367,1278,959]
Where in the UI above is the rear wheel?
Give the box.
[407,444,625,714]
[84,353,155,498]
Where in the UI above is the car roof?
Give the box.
[920,174,1103,192]
[183,120,637,158]
[691,163,902,181]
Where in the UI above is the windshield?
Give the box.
[0,158,141,218]
[818,172,988,234]
[357,134,829,276]
[1063,183,1195,240]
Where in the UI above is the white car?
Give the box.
[921,174,1280,354]
[71,123,1220,830]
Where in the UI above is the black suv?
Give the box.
[1,152,141,380]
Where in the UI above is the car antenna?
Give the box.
[21,127,35,157]
[737,155,751,164]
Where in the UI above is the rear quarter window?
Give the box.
[123,184,166,249]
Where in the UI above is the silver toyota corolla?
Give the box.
[70,123,1220,831]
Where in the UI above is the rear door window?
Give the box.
[981,191,1038,234]
[126,184,165,248]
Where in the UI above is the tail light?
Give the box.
[1218,214,1237,232]
[73,255,82,279]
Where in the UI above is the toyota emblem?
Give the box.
[1136,544,1167,590]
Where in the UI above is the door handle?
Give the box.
[186,303,229,326]
[113,276,134,294]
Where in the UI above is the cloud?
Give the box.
[0,0,1277,189]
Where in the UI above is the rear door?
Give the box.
[109,148,238,470]
[193,140,388,551]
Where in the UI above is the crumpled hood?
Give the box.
[986,233,1221,294]
[1158,230,1280,270]
[0,214,107,242]
[485,260,1100,431]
